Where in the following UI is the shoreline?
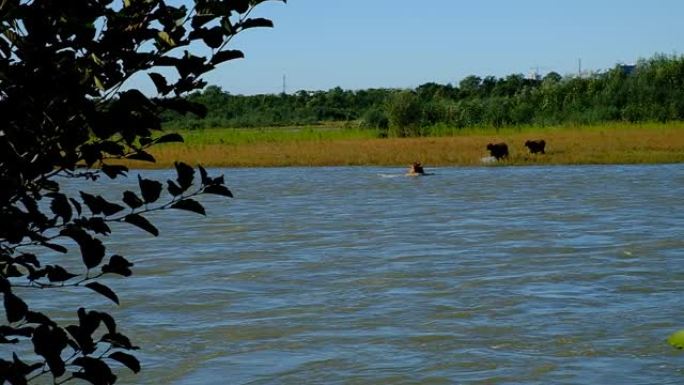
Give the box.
[117,124,684,169]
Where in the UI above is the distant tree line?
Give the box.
[162,54,684,136]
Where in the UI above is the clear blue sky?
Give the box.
[142,0,684,95]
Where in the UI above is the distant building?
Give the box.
[618,64,637,76]
[526,70,542,81]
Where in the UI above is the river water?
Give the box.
[19,165,684,384]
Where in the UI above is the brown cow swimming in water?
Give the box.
[486,142,509,160]
[407,162,425,176]
[524,139,546,154]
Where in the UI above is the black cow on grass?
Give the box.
[525,139,546,154]
[486,142,509,160]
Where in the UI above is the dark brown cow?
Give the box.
[486,142,509,160]
[525,139,546,154]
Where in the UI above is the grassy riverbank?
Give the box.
[123,122,684,168]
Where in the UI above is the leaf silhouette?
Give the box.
[122,191,144,209]
[101,164,128,179]
[211,49,244,65]
[124,214,159,236]
[101,255,134,277]
[238,18,274,30]
[174,162,194,190]
[61,226,105,269]
[46,265,79,283]
[127,151,156,163]
[171,199,206,215]
[85,282,119,305]
[108,352,141,373]
[198,164,210,185]
[72,356,117,385]
[155,133,184,144]
[203,185,233,198]
[138,175,162,204]
[41,242,67,253]
[49,193,72,223]
[4,292,28,323]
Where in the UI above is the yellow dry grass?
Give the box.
[118,125,684,169]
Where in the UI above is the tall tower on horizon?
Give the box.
[578,58,582,77]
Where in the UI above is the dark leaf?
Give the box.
[122,191,144,209]
[5,264,22,278]
[138,176,163,203]
[203,184,233,198]
[148,72,172,95]
[3,293,28,323]
[155,133,184,144]
[202,26,224,49]
[41,242,67,253]
[171,199,206,215]
[175,162,194,190]
[79,192,125,216]
[101,200,125,217]
[118,89,155,110]
[72,357,117,385]
[81,237,105,269]
[92,311,117,334]
[69,198,82,216]
[211,49,244,65]
[0,326,34,338]
[124,214,159,236]
[65,324,96,355]
[49,193,72,223]
[171,51,210,78]
[101,164,128,179]
[102,332,139,350]
[77,307,101,336]
[79,192,102,215]
[32,325,67,377]
[99,141,126,157]
[85,282,119,305]
[75,217,112,235]
[212,175,225,185]
[27,268,47,282]
[139,137,153,146]
[127,151,156,163]
[45,265,79,283]
[108,352,140,373]
[229,0,250,13]
[198,165,210,185]
[154,56,182,68]
[101,255,133,277]
[191,14,214,28]
[238,17,274,30]
[167,180,183,196]
[61,226,105,269]
[25,311,55,326]
[15,254,39,268]
[12,352,43,376]
[80,143,102,166]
